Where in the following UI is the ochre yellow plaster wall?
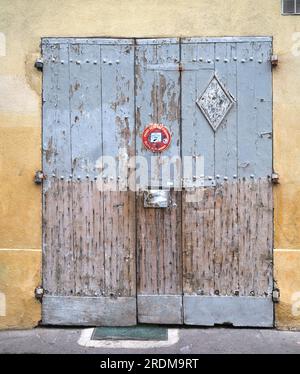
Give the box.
[0,0,300,329]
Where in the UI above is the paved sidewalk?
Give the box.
[0,327,300,354]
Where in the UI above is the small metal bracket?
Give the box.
[144,190,171,208]
[271,54,279,67]
[34,58,44,71]
[271,172,280,184]
[272,288,280,303]
[34,170,45,184]
[35,286,44,301]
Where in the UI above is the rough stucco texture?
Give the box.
[0,0,299,329]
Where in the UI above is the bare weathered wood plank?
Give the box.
[137,191,182,295]
[253,178,273,296]
[182,187,215,295]
[214,181,239,295]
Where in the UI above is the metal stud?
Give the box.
[216,175,220,179]
[216,57,220,61]
[86,175,89,179]
[224,176,228,181]
[76,60,81,65]
[233,174,237,179]
[69,174,73,179]
[108,61,112,65]
[258,60,263,64]
[224,58,228,63]
[86,59,90,63]
[199,57,203,62]
[103,59,106,63]
[94,176,97,180]
[207,59,212,63]
[77,176,81,180]
[233,57,237,61]
[241,59,245,63]
[208,176,213,180]
[116,60,120,64]
[250,174,255,179]
[52,174,56,178]
[192,58,196,62]
[93,61,97,64]
[250,57,254,61]
[52,58,55,62]
[60,176,64,180]
[60,60,64,64]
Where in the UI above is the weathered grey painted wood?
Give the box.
[101,44,136,297]
[42,38,134,45]
[43,296,137,326]
[135,41,181,186]
[136,42,182,307]
[42,40,136,326]
[213,43,239,296]
[181,42,215,178]
[136,38,180,45]
[42,42,71,180]
[253,42,273,177]
[69,43,102,178]
[184,296,273,327]
[42,43,75,295]
[182,37,272,44]
[138,295,183,324]
[214,42,237,179]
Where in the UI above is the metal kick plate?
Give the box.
[144,190,170,208]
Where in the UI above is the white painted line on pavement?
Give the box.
[77,328,179,349]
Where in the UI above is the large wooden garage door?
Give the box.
[41,37,273,327]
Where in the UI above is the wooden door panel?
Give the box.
[181,38,273,327]
[135,39,182,324]
[42,39,136,326]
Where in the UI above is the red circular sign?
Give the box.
[142,124,171,153]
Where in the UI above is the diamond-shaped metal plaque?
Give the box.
[196,74,235,131]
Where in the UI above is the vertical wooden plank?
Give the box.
[254,42,273,177]
[214,42,237,178]
[135,41,182,299]
[42,42,74,295]
[101,44,136,297]
[254,178,273,296]
[182,187,215,295]
[213,43,239,295]
[181,42,216,296]
[237,42,256,178]
[69,43,104,296]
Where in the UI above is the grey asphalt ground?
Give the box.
[0,327,300,354]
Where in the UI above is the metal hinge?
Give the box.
[34,57,44,71]
[35,286,44,301]
[271,54,278,67]
[34,170,45,184]
[272,288,280,303]
[271,172,280,184]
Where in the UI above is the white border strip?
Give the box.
[77,328,179,349]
